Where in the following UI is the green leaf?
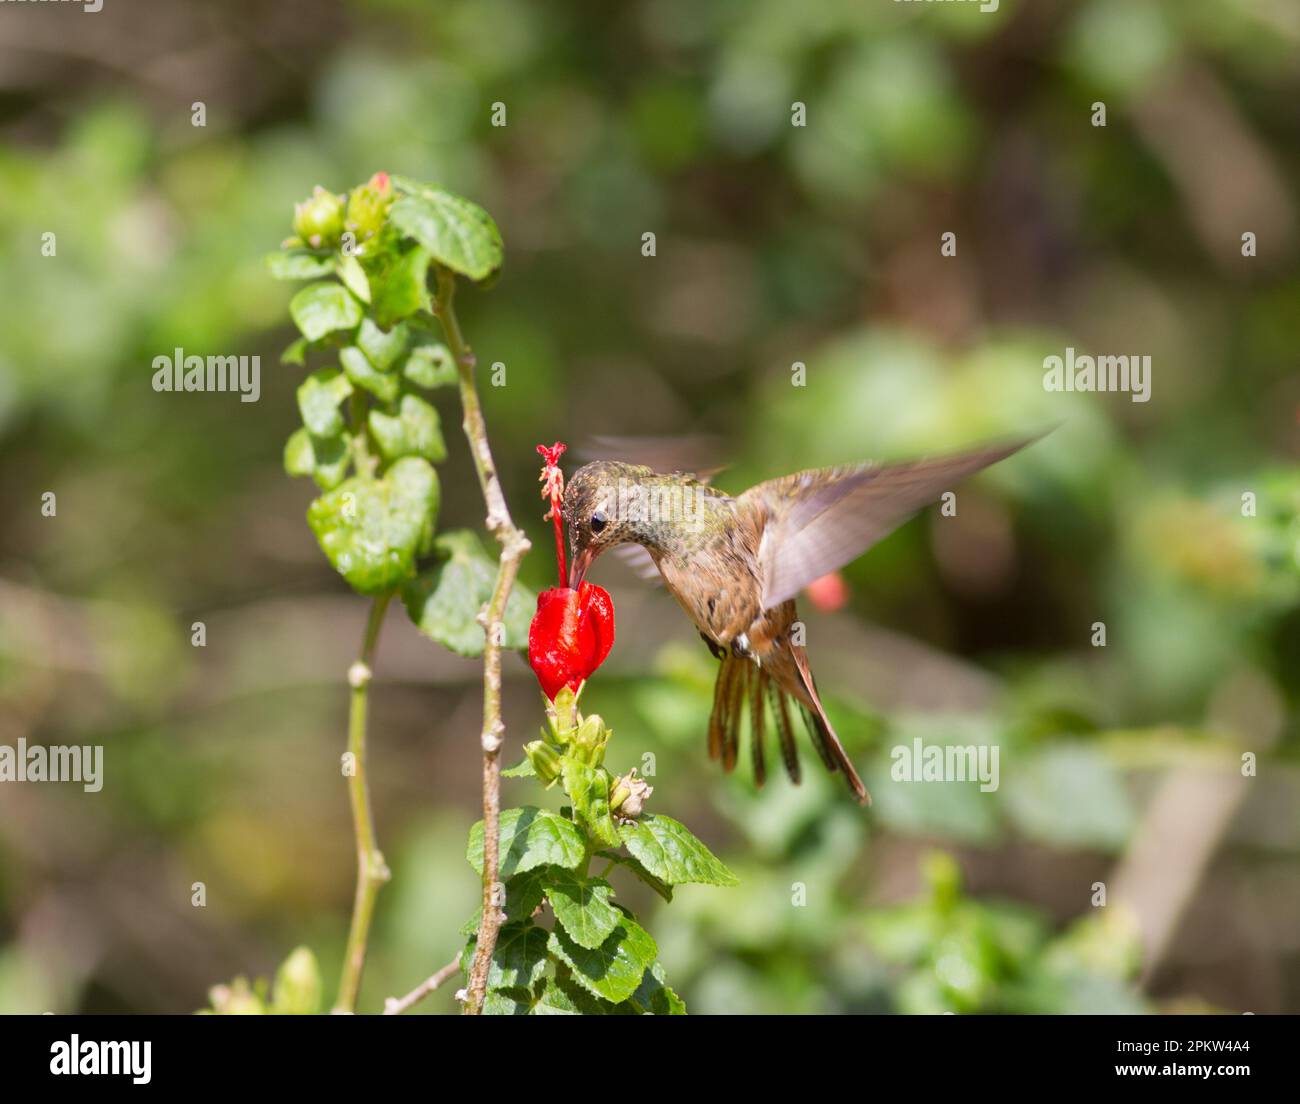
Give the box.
[618,814,738,887]
[542,870,620,950]
[296,368,353,437]
[629,961,686,1015]
[596,851,673,903]
[483,988,532,1015]
[371,244,432,327]
[502,756,537,779]
[289,281,363,341]
[459,868,547,936]
[266,249,335,280]
[401,530,536,656]
[339,345,400,403]
[466,807,585,878]
[283,427,350,490]
[357,318,409,372]
[369,393,446,464]
[306,457,440,595]
[531,976,607,1015]
[389,181,504,283]
[281,337,308,366]
[335,253,371,303]
[546,917,657,1005]
[402,338,457,389]
[469,924,549,992]
[561,758,620,847]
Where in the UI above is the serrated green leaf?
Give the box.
[629,961,686,1015]
[531,976,608,1015]
[547,917,657,1005]
[306,457,439,595]
[596,851,673,903]
[369,393,446,464]
[389,182,504,282]
[283,427,350,490]
[339,345,400,403]
[483,988,532,1015]
[357,318,409,372]
[296,368,353,437]
[467,807,585,878]
[618,814,738,887]
[561,758,620,847]
[402,339,457,389]
[472,924,549,992]
[335,253,371,303]
[289,281,362,341]
[401,530,535,656]
[542,870,620,950]
[266,249,335,280]
[371,244,432,327]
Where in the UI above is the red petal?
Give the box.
[527,583,616,700]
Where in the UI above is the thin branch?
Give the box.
[383,956,462,1015]
[435,267,531,1016]
[332,592,393,1014]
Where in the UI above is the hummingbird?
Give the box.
[563,437,1034,805]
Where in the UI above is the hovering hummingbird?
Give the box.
[563,438,1034,805]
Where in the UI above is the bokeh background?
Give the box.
[2,0,1299,1014]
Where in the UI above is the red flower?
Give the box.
[527,442,615,701]
[528,582,615,700]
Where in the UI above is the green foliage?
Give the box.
[276,174,512,638]
[306,457,439,595]
[402,530,535,656]
[389,178,504,283]
[461,703,735,1014]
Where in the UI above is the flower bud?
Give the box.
[293,186,345,249]
[524,739,563,785]
[609,768,653,820]
[346,171,394,242]
[568,713,609,767]
[208,976,265,1015]
[271,945,322,1015]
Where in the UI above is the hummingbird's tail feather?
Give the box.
[768,677,801,784]
[703,641,869,801]
[790,646,871,805]
[708,651,747,770]
[750,667,767,787]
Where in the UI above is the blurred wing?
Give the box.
[579,434,726,484]
[612,542,663,582]
[748,437,1035,610]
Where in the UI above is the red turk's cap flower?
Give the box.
[528,441,615,701]
[528,582,615,700]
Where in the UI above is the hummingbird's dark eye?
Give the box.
[590,511,607,535]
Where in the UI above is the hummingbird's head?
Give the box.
[562,460,653,588]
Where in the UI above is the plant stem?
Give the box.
[435,267,531,1016]
[333,592,393,1014]
[383,955,463,1015]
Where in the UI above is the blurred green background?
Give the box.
[2,0,1299,1014]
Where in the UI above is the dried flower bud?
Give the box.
[609,768,653,820]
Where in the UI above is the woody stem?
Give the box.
[435,266,531,1016]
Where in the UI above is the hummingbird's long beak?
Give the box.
[569,546,594,590]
